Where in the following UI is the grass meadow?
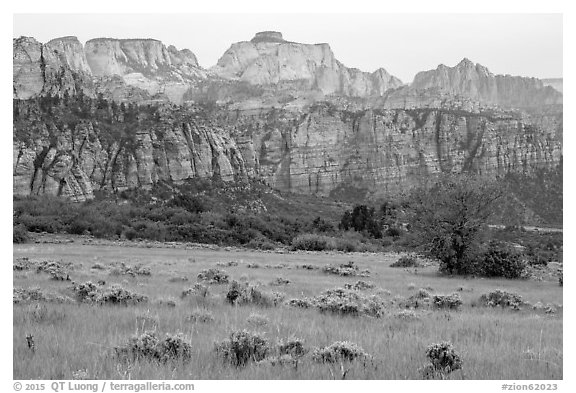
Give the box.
[13,240,563,380]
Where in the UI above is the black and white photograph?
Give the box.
[7,1,570,389]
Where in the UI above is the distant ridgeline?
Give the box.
[13,32,562,224]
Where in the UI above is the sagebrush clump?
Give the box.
[390,255,420,268]
[181,283,209,298]
[321,261,370,277]
[115,331,193,363]
[312,341,370,363]
[477,242,526,279]
[215,330,270,367]
[110,263,151,277]
[421,341,463,379]
[72,281,148,305]
[344,280,375,291]
[313,288,386,317]
[225,281,283,307]
[197,268,229,284]
[432,293,463,310]
[478,290,526,310]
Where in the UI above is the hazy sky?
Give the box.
[13,13,562,82]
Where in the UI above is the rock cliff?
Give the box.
[12,33,563,202]
[212,32,403,97]
[13,36,93,99]
[408,58,562,109]
[13,97,562,200]
[13,101,247,202]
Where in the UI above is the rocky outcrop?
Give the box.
[84,38,206,103]
[45,36,92,74]
[542,78,563,93]
[13,102,247,201]
[408,58,562,109]
[212,32,403,97]
[84,38,203,79]
[229,105,563,196]
[14,36,206,104]
[13,36,92,99]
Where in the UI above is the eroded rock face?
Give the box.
[12,34,563,202]
[409,58,562,108]
[13,102,561,200]
[84,38,206,103]
[230,106,563,196]
[46,36,92,74]
[13,105,248,201]
[212,32,403,97]
[84,38,203,78]
[13,36,91,99]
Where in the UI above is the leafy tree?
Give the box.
[407,174,503,274]
[339,205,381,238]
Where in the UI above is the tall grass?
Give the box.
[13,243,562,379]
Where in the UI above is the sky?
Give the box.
[13,13,562,83]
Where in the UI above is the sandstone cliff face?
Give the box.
[13,103,248,202]
[84,38,206,103]
[409,58,562,108]
[542,78,563,93]
[212,32,403,97]
[13,99,561,200]
[13,36,92,99]
[85,38,203,79]
[45,36,92,74]
[14,36,206,104]
[229,105,562,196]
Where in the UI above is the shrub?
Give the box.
[181,283,209,298]
[312,341,370,363]
[216,261,239,267]
[477,242,526,279]
[98,285,148,305]
[432,293,463,310]
[72,281,148,305]
[13,287,47,303]
[478,290,525,310]
[71,281,99,302]
[313,288,362,317]
[421,341,462,378]
[225,281,282,307]
[197,268,229,284]
[215,330,270,367]
[291,233,334,251]
[115,331,193,363]
[277,337,307,358]
[321,261,369,277]
[110,263,151,277]
[13,224,29,243]
[390,255,419,268]
[344,281,375,291]
[285,298,313,308]
[36,260,71,281]
[246,238,277,250]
